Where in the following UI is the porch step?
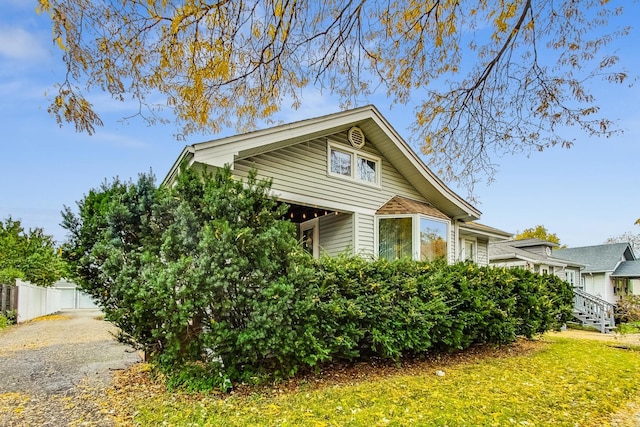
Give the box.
[572,309,614,333]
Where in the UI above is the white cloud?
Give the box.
[0,26,49,62]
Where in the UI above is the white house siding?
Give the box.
[233,130,451,259]
[234,133,426,212]
[448,225,456,264]
[355,213,376,257]
[584,273,612,303]
[604,272,616,304]
[319,212,353,256]
[477,239,489,266]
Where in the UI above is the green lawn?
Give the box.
[113,336,640,426]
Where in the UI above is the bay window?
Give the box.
[378,215,449,262]
[378,217,413,260]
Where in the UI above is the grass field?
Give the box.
[106,333,640,426]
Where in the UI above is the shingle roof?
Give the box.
[553,243,634,273]
[507,238,559,248]
[489,240,584,267]
[612,260,640,278]
[460,222,512,238]
[376,196,449,220]
[489,242,540,262]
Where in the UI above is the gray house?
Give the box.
[489,238,584,286]
[489,239,636,332]
[164,105,510,263]
[554,243,639,305]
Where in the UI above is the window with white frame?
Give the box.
[565,270,575,286]
[328,142,380,185]
[419,217,448,261]
[378,215,449,262]
[378,216,413,260]
[461,239,476,262]
[329,148,352,177]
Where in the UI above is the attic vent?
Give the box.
[348,126,365,148]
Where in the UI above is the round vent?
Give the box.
[348,126,365,148]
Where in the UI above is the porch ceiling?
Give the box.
[281,202,338,224]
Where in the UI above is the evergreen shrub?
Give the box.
[62,165,574,390]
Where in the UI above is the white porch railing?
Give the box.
[573,288,615,333]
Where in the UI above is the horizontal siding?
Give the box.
[227,130,458,262]
[234,131,427,213]
[449,224,456,264]
[477,238,489,266]
[319,213,353,256]
[356,213,375,258]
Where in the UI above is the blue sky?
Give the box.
[1,1,639,248]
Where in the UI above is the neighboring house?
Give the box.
[164,105,511,264]
[489,238,584,286]
[489,239,634,333]
[553,243,638,305]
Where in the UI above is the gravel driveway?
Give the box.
[0,310,141,426]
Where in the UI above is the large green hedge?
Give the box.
[176,255,574,388]
[62,165,574,390]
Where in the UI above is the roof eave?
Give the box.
[458,224,513,241]
[365,107,480,221]
[162,146,195,186]
[163,105,481,220]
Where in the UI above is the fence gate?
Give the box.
[1,284,18,312]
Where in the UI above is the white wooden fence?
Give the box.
[15,279,62,323]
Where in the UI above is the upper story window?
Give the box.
[328,141,380,186]
[330,148,352,177]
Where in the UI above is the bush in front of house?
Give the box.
[159,255,573,391]
[166,254,573,389]
[62,164,574,391]
[63,167,310,370]
[615,295,640,323]
[305,258,573,363]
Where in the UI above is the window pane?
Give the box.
[420,218,448,261]
[330,149,352,176]
[357,157,377,183]
[464,240,474,261]
[379,217,413,261]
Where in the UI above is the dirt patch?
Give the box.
[0,310,140,426]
